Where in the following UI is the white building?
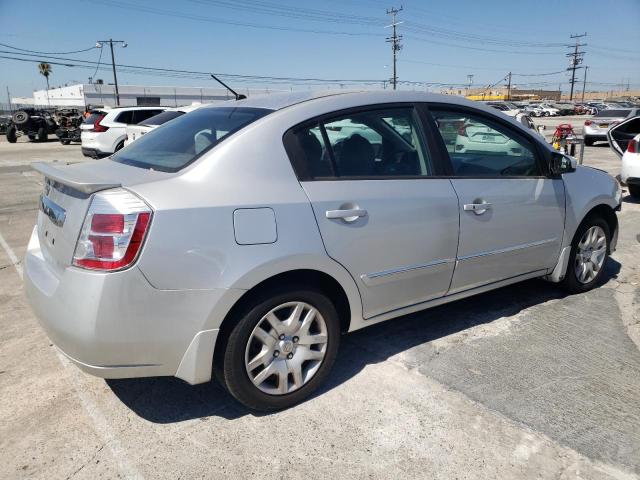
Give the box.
[24,83,273,108]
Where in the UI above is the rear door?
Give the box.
[428,105,565,293]
[285,105,459,318]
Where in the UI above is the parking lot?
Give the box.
[1,122,639,479]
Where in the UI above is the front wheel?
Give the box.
[221,287,340,411]
[6,126,17,143]
[562,216,610,293]
[37,126,47,142]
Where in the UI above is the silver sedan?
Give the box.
[25,91,621,410]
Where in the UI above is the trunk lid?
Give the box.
[33,160,169,271]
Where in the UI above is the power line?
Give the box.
[0,42,97,55]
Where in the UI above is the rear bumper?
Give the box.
[24,226,240,384]
[81,147,110,159]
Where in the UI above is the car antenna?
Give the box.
[210,74,247,101]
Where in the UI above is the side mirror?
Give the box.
[549,152,576,176]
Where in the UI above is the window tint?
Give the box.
[139,110,184,126]
[132,109,164,124]
[432,109,540,177]
[594,109,630,118]
[115,111,134,124]
[111,107,271,172]
[294,108,431,178]
[614,117,640,135]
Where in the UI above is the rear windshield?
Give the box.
[594,109,630,118]
[111,107,271,172]
[139,110,184,126]
[83,111,105,124]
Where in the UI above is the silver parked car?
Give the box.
[25,91,621,411]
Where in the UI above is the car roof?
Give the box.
[202,90,518,112]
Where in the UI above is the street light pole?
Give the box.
[96,39,127,106]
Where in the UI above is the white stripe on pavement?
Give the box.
[0,229,144,480]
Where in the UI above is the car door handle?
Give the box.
[463,202,492,215]
[326,208,368,222]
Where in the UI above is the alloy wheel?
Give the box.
[244,301,328,395]
[574,225,607,284]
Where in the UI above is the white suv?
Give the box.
[81,107,165,158]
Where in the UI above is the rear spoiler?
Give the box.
[32,162,121,195]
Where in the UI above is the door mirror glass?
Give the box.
[549,152,576,175]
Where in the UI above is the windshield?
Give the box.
[112,106,272,172]
[594,109,630,118]
[139,110,185,126]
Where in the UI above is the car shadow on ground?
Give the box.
[107,259,621,423]
[623,193,639,205]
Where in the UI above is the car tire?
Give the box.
[61,139,71,145]
[561,215,610,294]
[220,286,341,411]
[544,112,550,117]
[628,184,640,198]
[6,126,17,143]
[37,127,47,142]
[115,140,125,152]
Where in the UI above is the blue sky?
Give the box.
[1,0,638,97]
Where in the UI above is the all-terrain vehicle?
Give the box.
[6,109,58,143]
[54,109,83,145]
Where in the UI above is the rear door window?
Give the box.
[139,110,184,126]
[289,107,431,179]
[114,111,134,124]
[132,109,164,124]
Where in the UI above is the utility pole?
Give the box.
[6,86,11,112]
[566,33,586,101]
[385,6,403,90]
[96,39,127,106]
[466,74,474,94]
[506,72,512,101]
[581,66,588,102]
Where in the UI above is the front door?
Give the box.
[286,105,460,318]
[429,106,566,293]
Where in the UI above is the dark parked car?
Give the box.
[6,108,58,143]
[54,109,83,145]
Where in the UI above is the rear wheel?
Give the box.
[61,139,71,145]
[221,286,340,411]
[562,216,610,293]
[6,126,17,143]
[114,140,125,152]
[628,184,640,198]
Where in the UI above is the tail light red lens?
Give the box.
[584,120,593,126]
[73,189,152,271]
[628,139,638,154]
[92,114,109,132]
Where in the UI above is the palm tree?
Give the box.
[38,62,52,106]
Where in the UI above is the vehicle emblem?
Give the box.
[39,194,66,227]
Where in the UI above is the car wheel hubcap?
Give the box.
[245,301,328,395]
[575,225,607,284]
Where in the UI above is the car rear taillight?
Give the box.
[628,139,638,154]
[584,120,593,126]
[73,189,152,271]
[92,114,109,132]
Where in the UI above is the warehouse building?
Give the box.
[15,83,274,108]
